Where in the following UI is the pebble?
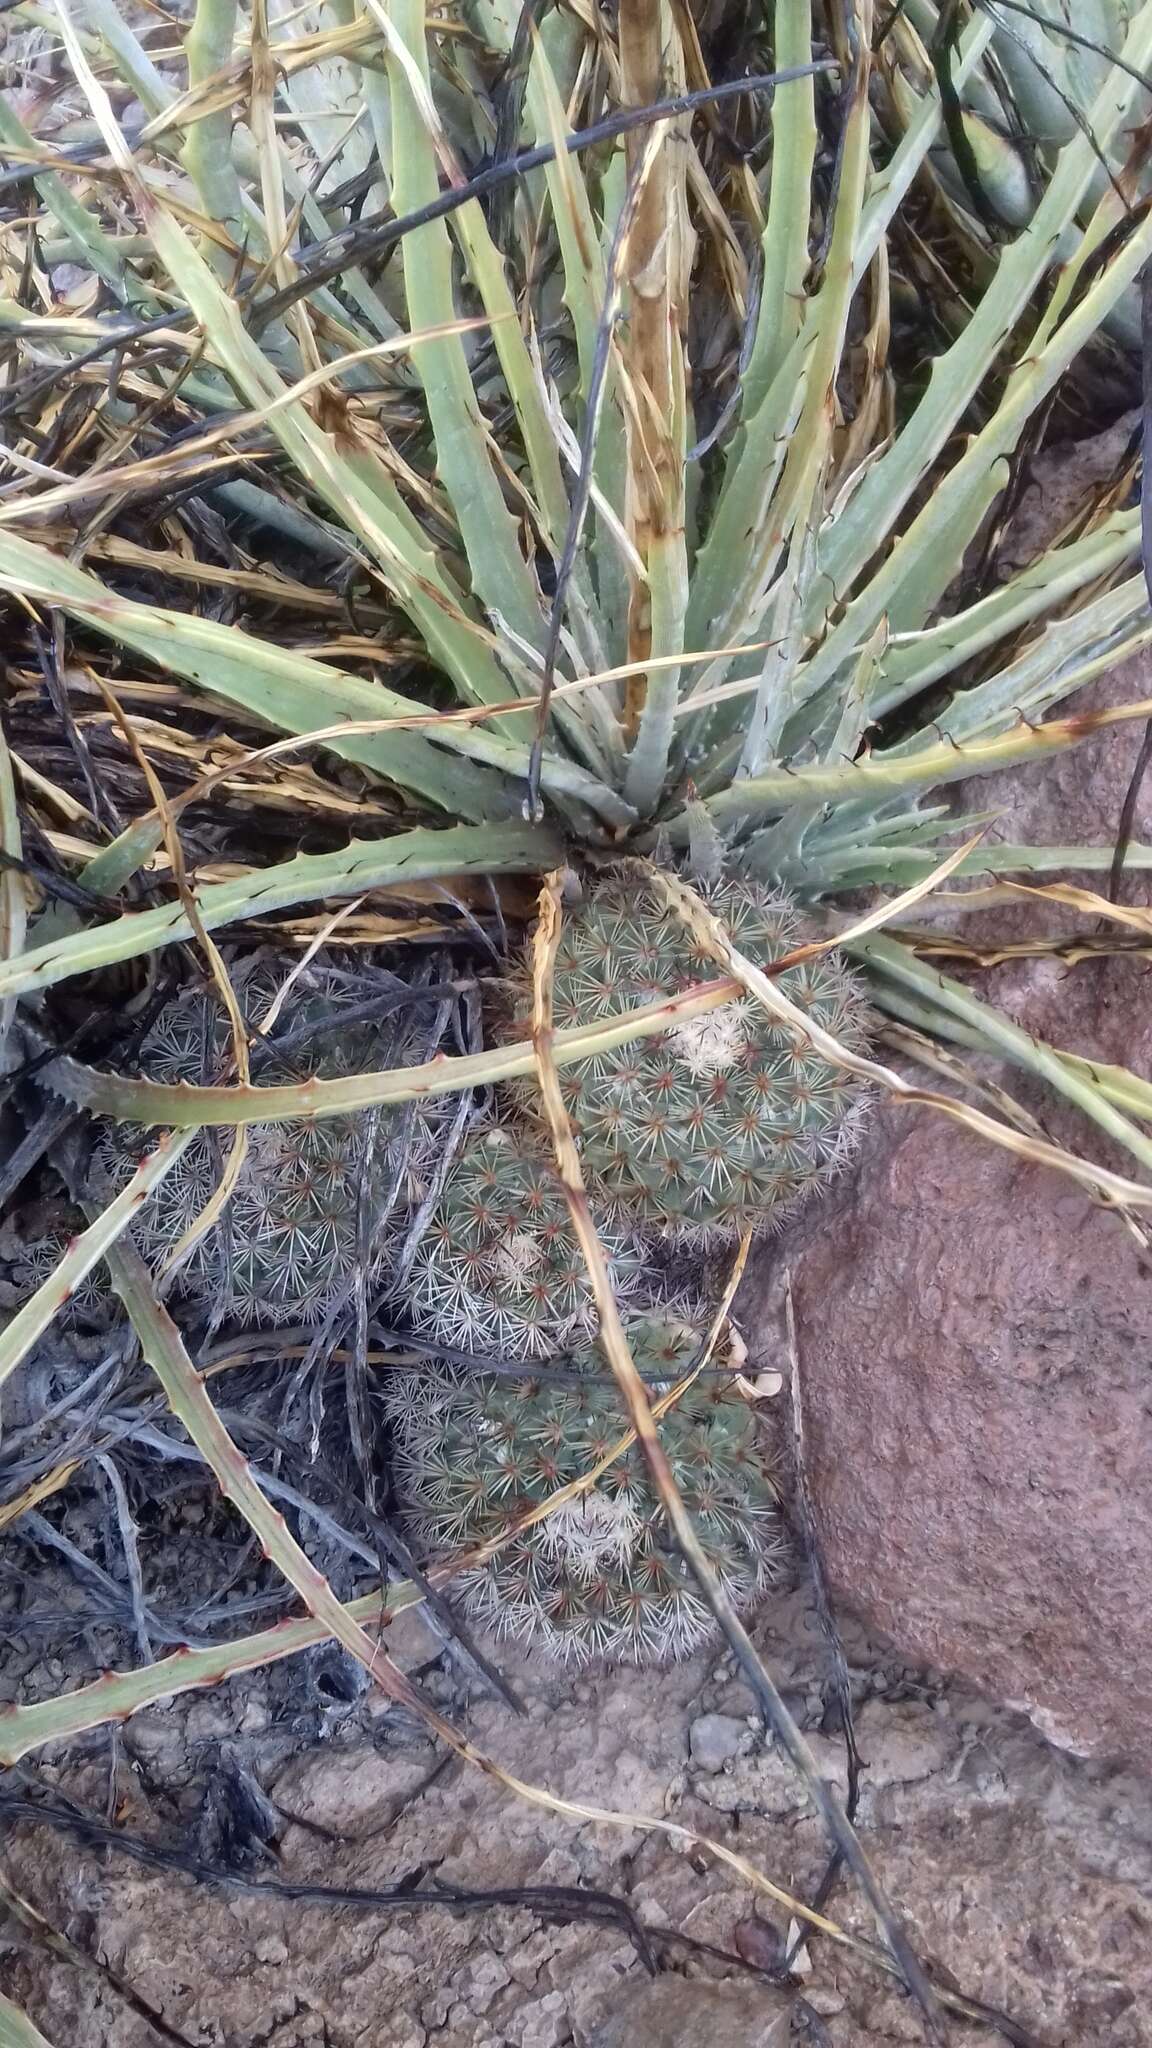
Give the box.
[688,1712,747,1772]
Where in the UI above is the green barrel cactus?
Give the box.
[389,1317,781,1664]
[507,875,869,1239]
[400,1125,642,1360]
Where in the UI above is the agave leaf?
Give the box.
[371,0,546,659]
[619,6,692,818]
[25,979,746,1124]
[529,37,631,649]
[99,1237,488,1763]
[854,932,1152,1177]
[180,0,246,247]
[870,977,1152,1126]
[0,1578,421,1764]
[0,820,559,999]
[813,838,1152,888]
[56,17,529,722]
[0,719,24,1064]
[741,0,817,417]
[0,97,147,306]
[815,0,1152,618]
[687,11,873,680]
[730,514,820,778]
[0,1132,201,1391]
[881,578,1151,751]
[898,75,1036,227]
[801,178,1152,707]
[0,1994,57,2048]
[666,684,1152,839]
[475,0,607,394]
[861,8,999,273]
[0,527,636,826]
[873,510,1141,716]
[442,164,620,770]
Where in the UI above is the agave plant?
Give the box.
[878,0,1150,346]
[4,0,1152,2026]
[0,2,1148,1015]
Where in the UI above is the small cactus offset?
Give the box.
[389,1317,781,1664]
[97,966,445,1325]
[400,1126,642,1360]
[507,875,869,1240]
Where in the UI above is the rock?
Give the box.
[688,1713,747,1772]
[851,1701,953,1789]
[582,1976,791,2048]
[738,587,1152,1763]
[754,985,1152,1758]
[505,1989,570,2048]
[271,1742,433,1836]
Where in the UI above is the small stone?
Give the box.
[507,1989,570,2048]
[802,1987,845,2018]
[454,1954,511,2013]
[125,1714,184,1773]
[254,1935,287,1965]
[688,1712,747,1772]
[583,1975,791,2048]
[734,1915,788,1972]
[379,1603,442,1670]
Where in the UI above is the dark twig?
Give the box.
[94,1452,153,1666]
[249,69,839,331]
[0,1793,657,1968]
[976,0,1152,97]
[781,1276,861,1964]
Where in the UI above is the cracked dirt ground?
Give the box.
[2,1581,1150,2048]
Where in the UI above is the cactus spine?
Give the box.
[506,875,869,1239]
[389,1317,781,1664]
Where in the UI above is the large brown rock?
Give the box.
[763,1080,1152,1758]
[754,547,1152,1757]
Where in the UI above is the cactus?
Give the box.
[96,967,445,1325]
[5,1222,110,1328]
[400,1126,643,1360]
[505,875,869,1239]
[389,1317,781,1665]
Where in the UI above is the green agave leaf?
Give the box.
[818,839,1152,887]
[872,511,1141,717]
[381,0,546,660]
[0,529,633,827]
[880,579,1152,754]
[101,1235,414,1694]
[811,0,1152,630]
[24,980,740,1124]
[869,979,1152,1123]
[665,678,1152,841]
[0,1579,419,1764]
[742,0,817,416]
[0,96,147,306]
[854,932,1152,1177]
[0,820,559,998]
[0,1994,58,2048]
[117,147,529,718]
[0,1130,201,1391]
